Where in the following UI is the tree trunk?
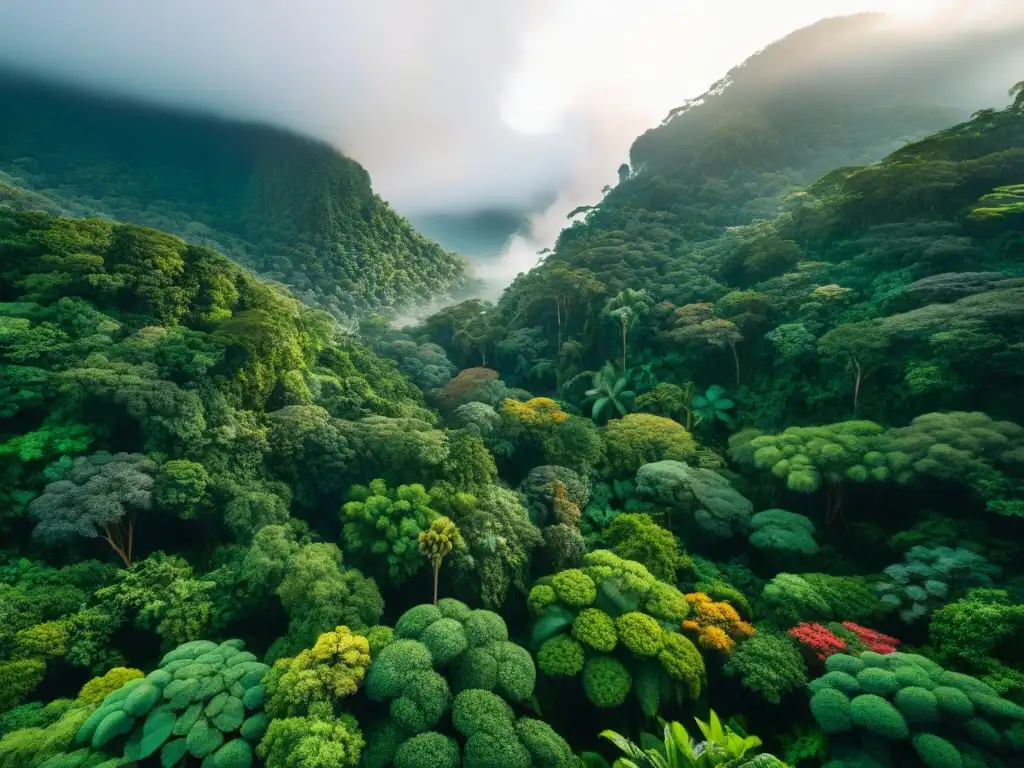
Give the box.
[825,485,846,527]
[432,563,440,605]
[621,319,628,373]
[103,523,131,568]
[852,356,862,414]
[555,297,562,349]
[730,342,741,384]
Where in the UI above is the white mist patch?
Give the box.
[0,0,1021,295]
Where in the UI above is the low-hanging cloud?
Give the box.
[0,0,1022,297]
[0,0,574,214]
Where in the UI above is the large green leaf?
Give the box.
[640,731,665,757]
[705,385,728,402]
[691,395,709,409]
[138,709,176,759]
[530,606,576,647]
[580,752,614,768]
[664,721,696,768]
[161,739,188,768]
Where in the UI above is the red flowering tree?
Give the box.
[788,622,846,661]
[840,622,900,654]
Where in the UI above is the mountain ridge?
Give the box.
[0,69,469,319]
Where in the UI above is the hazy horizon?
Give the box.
[1,0,1023,295]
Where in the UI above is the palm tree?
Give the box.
[602,288,651,372]
[585,363,635,423]
[691,385,735,428]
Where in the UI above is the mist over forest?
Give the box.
[2,4,1024,768]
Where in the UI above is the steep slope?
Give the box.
[629,14,1020,182]
[415,16,1024,430]
[577,14,1023,246]
[0,71,467,317]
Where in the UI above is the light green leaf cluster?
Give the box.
[604,414,697,477]
[76,668,145,706]
[94,552,215,646]
[258,711,364,768]
[244,528,383,660]
[263,626,371,718]
[730,421,898,493]
[551,569,597,607]
[73,639,269,764]
[536,635,585,677]
[572,609,617,653]
[341,479,439,585]
[378,690,574,768]
[530,550,705,710]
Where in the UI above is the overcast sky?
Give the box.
[0,0,1021,288]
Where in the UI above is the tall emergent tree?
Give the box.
[602,288,651,372]
[28,451,156,567]
[418,516,464,605]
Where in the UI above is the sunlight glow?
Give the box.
[883,0,947,21]
[500,0,959,136]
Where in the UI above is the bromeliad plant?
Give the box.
[593,709,788,768]
[691,385,735,429]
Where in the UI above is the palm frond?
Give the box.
[600,730,650,767]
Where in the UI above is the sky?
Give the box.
[0,0,1021,292]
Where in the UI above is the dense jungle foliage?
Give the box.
[415,84,1024,430]
[3,16,1024,768]
[0,72,468,318]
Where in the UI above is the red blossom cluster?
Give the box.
[841,621,900,654]
[787,622,847,660]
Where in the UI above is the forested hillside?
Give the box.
[3,14,1024,768]
[0,72,468,317]
[416,55,1024,431]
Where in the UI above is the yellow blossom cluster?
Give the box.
[681,592,756,655]
[500,397,569,427]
